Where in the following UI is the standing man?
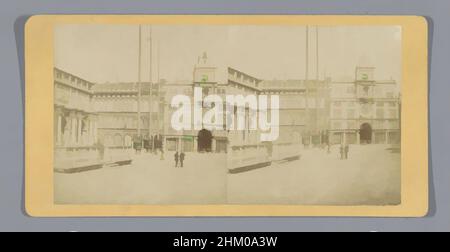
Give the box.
[179,152,185,168]
[345,144,349,159]
[339,144,344,160]
[174,151,179,167]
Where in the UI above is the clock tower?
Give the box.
[193,52,217,96]
[355,67,375,102]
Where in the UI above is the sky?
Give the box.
[54,24,401,86]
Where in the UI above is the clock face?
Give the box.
[356,68,373,81]
[194,68,215,83]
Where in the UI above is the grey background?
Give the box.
[0,0,448,231]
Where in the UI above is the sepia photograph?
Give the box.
[52,24,402,206]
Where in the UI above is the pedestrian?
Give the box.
[174,151,179,167]
[339,144,344,160]
[180,152,185,167]
[345,144,349,159]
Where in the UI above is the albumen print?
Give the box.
[53,24,401,206]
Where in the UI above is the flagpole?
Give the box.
[148,25,153,142]
[315,26,320,144]
[156,40,160,137]
[137,25,142,138]
[305,26,310,145]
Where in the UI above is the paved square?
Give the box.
[55,144,400,205]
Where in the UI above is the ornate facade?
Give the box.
[259,79,330,145]
[329,67,401,144]
[53,68,99,172]
[92,82,165,148]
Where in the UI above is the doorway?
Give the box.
[197,128,213,152]
[360,123,372,144]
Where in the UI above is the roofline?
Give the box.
[228,67,262,83]
[228,80,261,92]
[54,67,96,86]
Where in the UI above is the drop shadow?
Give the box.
[14,14,32,217]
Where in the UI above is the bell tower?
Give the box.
[193,52,217,96]
[355,67,375,101]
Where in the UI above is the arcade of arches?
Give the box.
[329,122,400,145]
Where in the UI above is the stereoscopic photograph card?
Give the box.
[25,15,428,216]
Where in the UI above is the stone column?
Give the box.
[177,137,182,152]
[56,115,62,145]
[88,118,94,145]
[193,137,198,152]
[91,120,95,145]
[77,116,82,146]
[71,116,77,145]
[93,120,98,144]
